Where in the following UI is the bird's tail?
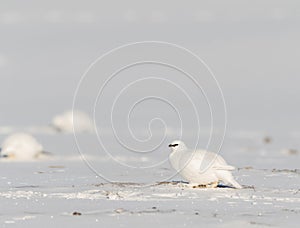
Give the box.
[36,151,53,159]
[42,150,52,156]
[213,165,235,171]
[216,171,243,189]
[228,178,242,189]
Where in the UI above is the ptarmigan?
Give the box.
[52,110,93,133]
[168,140,242,188]
[0,133,49,160]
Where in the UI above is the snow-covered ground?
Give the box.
[1,0,300,227]
[0,131,299,227]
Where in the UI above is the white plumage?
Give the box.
[0,133,45,160]
[52,110,93,133]
[168,140,242,188]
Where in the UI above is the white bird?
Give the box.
[168,140,242,188]
[0,133,49,160]
[52,110,93,133]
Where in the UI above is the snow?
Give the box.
[0,132,299,227]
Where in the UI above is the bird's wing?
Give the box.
[193,150,235,171]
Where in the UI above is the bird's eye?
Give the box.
[168,144,179,147]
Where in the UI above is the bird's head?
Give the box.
[0,149,16,160]
[168,140,187,152]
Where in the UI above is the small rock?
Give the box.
[72,212,82,216]
[114,208,126,214]
[281,149,299,155]
[263,136,272,144]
